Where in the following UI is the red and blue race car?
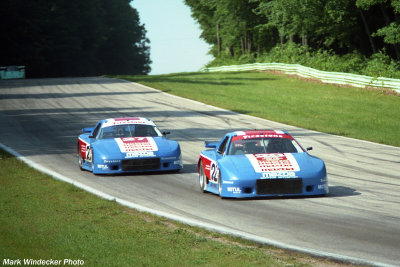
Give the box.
[77,117,182,174]
[198,130,328,198]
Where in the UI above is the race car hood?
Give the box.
[92,136,180,159]
[220,152,325,180]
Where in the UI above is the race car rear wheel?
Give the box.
[88,148,94,172]
[199,161,206,193]
[78,145,84,170]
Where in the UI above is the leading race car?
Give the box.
[77,117,182,174]
[198,130,328,198]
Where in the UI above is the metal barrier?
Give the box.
[0,66,25,79]
[200,63,400,92]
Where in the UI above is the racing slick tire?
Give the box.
[78,145,84,171]
[199,161,206,193]
[218,172,223,198]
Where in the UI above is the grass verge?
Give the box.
[0,148,356,266]
[113,71,400,147]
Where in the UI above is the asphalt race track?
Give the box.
[1,77,399,266]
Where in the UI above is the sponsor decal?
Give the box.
[115,137,158,153]
[173,159,182,166]
[78,138,89,160]
[227,187,241,193]
[247,153,300,173]
[126,151,155,158]
[242,134,283,139]
[318,184,329,192]
[261,171,297,179]
[161,156,177,160]
[222,180,234,184]
[102,117,155,128]
[97,164,109,170]
[104,159,120,163]
[233,130,291,141]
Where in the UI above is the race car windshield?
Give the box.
[98,124,162,139]
[227,138,303,155]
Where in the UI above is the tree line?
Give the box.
[184,0,400,66]
[0,0,150,78]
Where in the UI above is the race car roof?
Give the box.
[232,130,293,141]
[102,117,156,128]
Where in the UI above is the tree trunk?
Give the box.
[358,9,377,54]
[380,5,390,25]
[229,46,234,57]
[216,23,221,56]
[302,33,308,46]
[302,33,308,53]
[241,38,245,55]
[248,38,252,53]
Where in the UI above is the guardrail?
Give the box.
[200,63,400,92]
[0,65,25,79]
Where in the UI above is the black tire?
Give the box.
[78,145,84,170]
[217,171,222,197]
[88,148,94,172]
[199,161,206,193]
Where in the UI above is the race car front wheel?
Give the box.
[218,172,222,197]
[199,161,206,193]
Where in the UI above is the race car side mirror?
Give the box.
[162,131,170,136]
[306,147,313,151]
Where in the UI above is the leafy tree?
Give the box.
[357,0,400,58]
[98,0,150,75]
[185,0,400,76]
[185,0,219,55]
[0,0,150,77]
[316,0,360,52]
[186,0,265,58]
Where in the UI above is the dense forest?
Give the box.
[0,0,150,78]
[185,0,400,78]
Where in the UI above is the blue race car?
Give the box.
[77,117,182,174]
[198,130,328,198]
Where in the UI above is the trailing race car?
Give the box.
[198,130,328,198]
[77,117,182,174]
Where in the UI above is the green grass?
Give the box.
[114,71,400,147]
[0,149,350,266]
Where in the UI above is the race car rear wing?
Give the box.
[82,127,94,134]
[205,141,219,149]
